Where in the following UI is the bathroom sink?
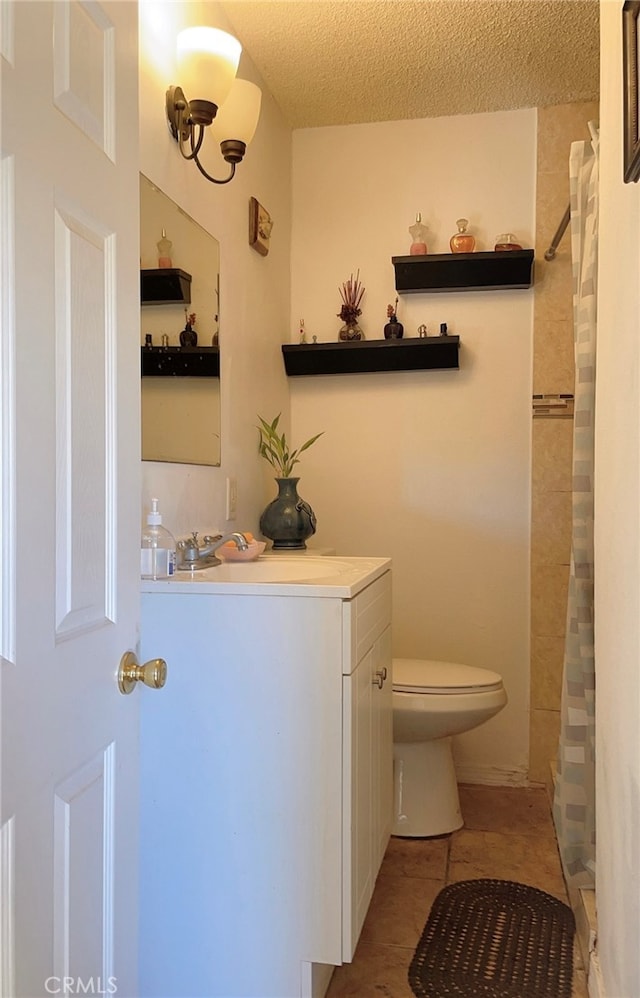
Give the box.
[178,557,356,583]
[142,554,392,598]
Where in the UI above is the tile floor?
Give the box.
[326,784,588,998]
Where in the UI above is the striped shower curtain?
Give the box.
[553,123,599,891]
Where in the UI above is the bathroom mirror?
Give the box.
[140,175,221,466]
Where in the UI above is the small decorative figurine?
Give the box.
[450,219,475,253]
[299,318,307,344]
[409,213,428,255]
[179,311,197,347]
[157,228,173,268]
[439,322,448,336]
[418,324,428,338]
[338,271,365,340]
[384,298,404,339]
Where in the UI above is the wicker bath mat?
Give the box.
[408,879,575,998]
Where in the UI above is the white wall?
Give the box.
[594,3,640,995]
[135,4,640,986]
[290,110,536,780]
[138,0,292,538]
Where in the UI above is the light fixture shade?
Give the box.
[211,79,262,146]
[176,26,242,108]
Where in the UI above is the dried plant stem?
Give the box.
[338,270,365,325]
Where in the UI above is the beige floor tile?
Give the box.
[325,941,414,998]
[459,784,556,838]
[449,828,568,902]
[380,834,448,881]
[333,787,579,996]
[360,874,442,949]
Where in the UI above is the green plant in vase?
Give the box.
[256,414,323,549]
[256,413,323,477]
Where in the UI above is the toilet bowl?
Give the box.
[392,658,507,837]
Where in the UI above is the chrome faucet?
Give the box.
[176,531,249,571]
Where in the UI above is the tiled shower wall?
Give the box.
[529,102,599,785]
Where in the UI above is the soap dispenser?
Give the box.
[141,498,176,579]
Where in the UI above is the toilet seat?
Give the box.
[393,658,503,695]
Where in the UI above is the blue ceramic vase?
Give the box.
[259,477,317,550]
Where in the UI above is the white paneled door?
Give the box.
[1,3,141,997]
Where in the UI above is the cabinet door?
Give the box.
[342,625,393,960]
[140,591,345,996]
[372,625,393,871]
[342,646,373,959]
[342,573,393,961]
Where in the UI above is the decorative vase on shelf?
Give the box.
[259,478,317,550]
[179,311,197,347]
[384,298,404,339]
[339,321,363,341]
[338,270,365,341]
[409,213,428,255]
[450,218,476,253]
[384,317,403,339]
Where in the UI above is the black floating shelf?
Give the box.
[141,268,192,305]
[141,346,219,378]
[392,250,534,294]
[282,336,460,377]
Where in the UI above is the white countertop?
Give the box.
[262,544,336,557]
[140,555,391,599]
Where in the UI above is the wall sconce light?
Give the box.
[166,26,262,185]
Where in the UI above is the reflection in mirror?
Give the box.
[140,175,221,466]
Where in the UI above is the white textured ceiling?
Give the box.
[219,0,599,129]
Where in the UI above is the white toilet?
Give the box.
[392,658,507,837]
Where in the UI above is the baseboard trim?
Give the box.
[300,961,335,998]
[580,888,597,953]
[455,764,529,787]
[588,950,605,998]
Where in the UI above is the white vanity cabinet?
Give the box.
[138,560,391,998]
[341,573,393,957]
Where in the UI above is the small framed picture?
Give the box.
[249,196,274,256]
[623,0,640,182]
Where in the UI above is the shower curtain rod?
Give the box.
[544,204,571,261]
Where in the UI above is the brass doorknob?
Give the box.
[118,651,167,695]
